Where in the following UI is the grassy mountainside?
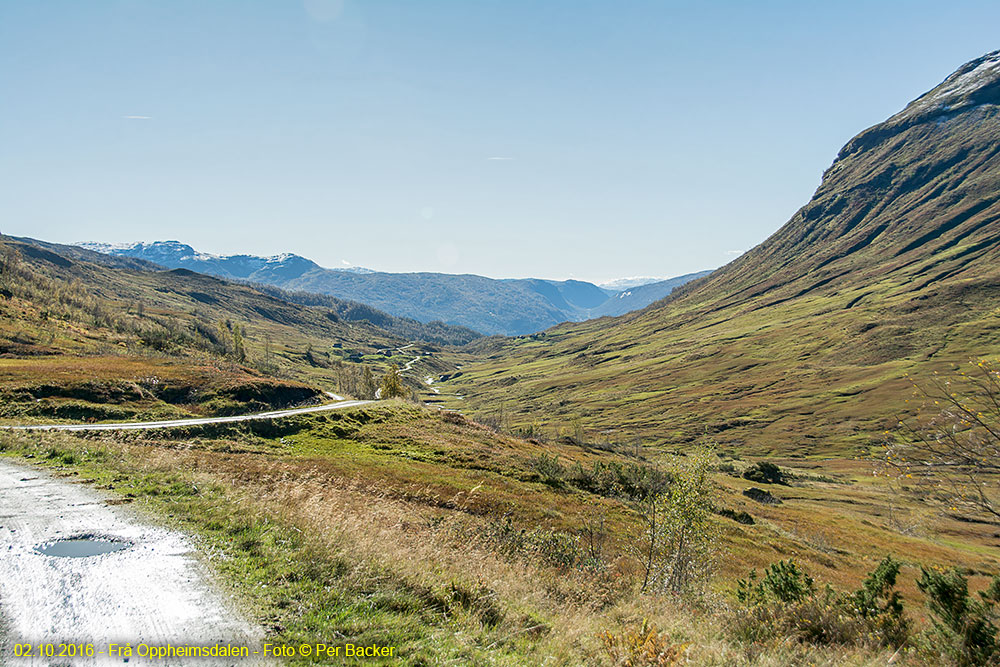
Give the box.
[0,235,427,421]
[251,284,481,346]
[443,50,1000,453]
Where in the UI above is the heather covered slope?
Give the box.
[0,235,422,421]
[443,50,1000,453]
[55,239,481,346]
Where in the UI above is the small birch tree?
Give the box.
[885,360,1000,522]
[631,447,719,595]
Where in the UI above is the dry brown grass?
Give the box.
[4,403,997,664]
[80,442,907,664]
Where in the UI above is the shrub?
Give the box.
[530,453,566,486]
[742,461,787,485]
[737,559,814,605]
[715,507,754,525]
[917,567,1000,666]
[568,460,671,500]
[714,461,738,475]
[599,619,689,666]
[848,556,909,648]
[742,487,782,504]
[732,557,909,649]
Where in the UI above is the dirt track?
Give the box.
[0,396,370,432]
[0,460,264,665]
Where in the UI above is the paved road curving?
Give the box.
[0,396,373,432]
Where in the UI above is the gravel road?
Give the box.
[0,460,265,665]
[0,397,371,432]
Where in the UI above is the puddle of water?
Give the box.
[37,537,131,558]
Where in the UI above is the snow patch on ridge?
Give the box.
[891,49,1000,123]
[931,54,1000,102]
[598,276,668,290]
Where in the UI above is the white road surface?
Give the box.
[0,460,265,665]
[0,397,371,432]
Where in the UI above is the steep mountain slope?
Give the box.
[444,50,1000,453]
[0,235,422,421]
[81,241,707,335]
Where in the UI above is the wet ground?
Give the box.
[0,460,264,665]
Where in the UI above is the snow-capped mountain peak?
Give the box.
[75,240,373,281]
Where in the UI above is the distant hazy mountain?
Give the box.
[79,240,709,336]
[592,271,714,317]
[597,276,669,291]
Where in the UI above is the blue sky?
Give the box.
[2,1,998,283]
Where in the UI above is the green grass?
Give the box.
[2,404,997,664]
[0,447,490,665]
[440,103,1000,459]
[0,236,464,417]
[441,278,1000,456]
[0,410,641,664]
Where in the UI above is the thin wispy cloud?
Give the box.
[122,115,152,120]
[487,156,514,161]
[724,249,745,256]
